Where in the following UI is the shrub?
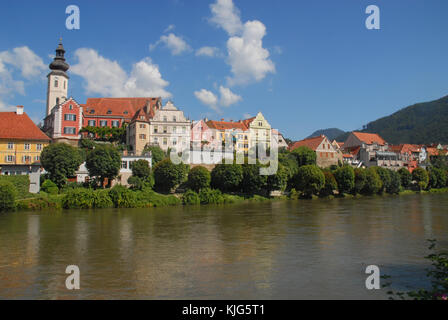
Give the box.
[135,189,181,207]
[240,163,268,195]
[291,146,317,166]
[334,166,355,195]
[373,167,391,194]
[142,145,166,165]
[412,168,429,191]
[41,179,59,195]
[387,170,401,194]
[293,165,325,198]
[187,166,211,192]
[289,188,300,200]
[109,185,137,208]
[199,188,225,205]
[222,194,245,204]
[182,190,200,205]
[266,163,288,193]
[429,167,447,189]
[321,170,337,196]
[92,189,114,208]
[0,181,17,212]
[354,168,367,195]
[398,168,412,189]
[16,195,62,211]
[153,159,188,192]
[362,168,382,195]
[128,175,154,191]
[131,159,152,179]
[62,188,95,209]
[211,164,243,193]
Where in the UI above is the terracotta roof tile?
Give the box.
[206,120,248,131]
[352,132,386,145]
[289,135,326,151]
[0,111,50,141]
[83,97,161,119]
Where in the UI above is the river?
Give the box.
[0,193,447,299]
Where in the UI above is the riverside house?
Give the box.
[289,135,341,168]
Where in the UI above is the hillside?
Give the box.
[361,95,448,144]
[306,128,346,141]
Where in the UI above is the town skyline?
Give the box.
[1,0,448,141]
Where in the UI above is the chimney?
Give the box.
[16,105,24,115]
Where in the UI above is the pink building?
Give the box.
[191,119,220,149]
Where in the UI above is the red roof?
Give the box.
[83,97,161,119]
[206,120,248,131]
[289,135,326,151]
[389,144,421,154]
[0,111,50,141]
[426,147,440,156]
[352,132,386,145]
[241,117,256,128]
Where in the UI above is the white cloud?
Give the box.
[194,86,241,112]
[71,48,171,99]
[194,89,218,110]
[209,0,243,36]
[150,33,191,56]
[164,24,175,33]
[219,86,242,106]
[195,46,222,58]
[0,46,46,79]
[226,20,275,86]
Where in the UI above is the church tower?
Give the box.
[46,40,70,116]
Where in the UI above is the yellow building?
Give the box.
[242,112,272,150]
[206,120,249,153]
[0,106,51,176]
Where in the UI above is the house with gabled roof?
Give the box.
[289,135,342,167]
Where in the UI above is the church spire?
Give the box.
[49,39,69,74]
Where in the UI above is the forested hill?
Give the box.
[361,95,448,144]
[306,128,346,141]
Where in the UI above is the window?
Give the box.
[173,116,177,122]
[121,161,128,169]
[37,144,42,151]
[69,104,73,110]
[163,126,167,134]
[100,120,108,127]
[139,124,146,129]
[56,98,60,105]
[64,127,76,134]
[154,127,158,133]
[6,155,14,162]
[90,109,95,114]
[88,120,96,127]
[163,138,167,145]
[258,121,263,126]
[172,126,177,133]
[163,116,167,122]
[107,110,112,115]
[172,138,177,146]
[124,111,128,115]
[54,80,58,87]
[139,134,146,140]
[7,142,14,150]
[182,127,186,134]
[154,137,158,143]
[24,143,30,150]
[34,156,40,161]
[64,114,77,121]
[112,121,120,128]
[140,116,145,120]
[22,155,31,163]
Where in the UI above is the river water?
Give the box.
[0,193,447,300]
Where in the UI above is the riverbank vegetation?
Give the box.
[1,144,448,213]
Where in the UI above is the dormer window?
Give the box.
[90,109,95,114]
[69,104,73,110]
[124,111,128,115]
[107,110,112,114]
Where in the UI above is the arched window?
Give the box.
[56,98,60,105]
[54,80,58,87]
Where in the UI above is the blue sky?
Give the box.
[0,0,447,140]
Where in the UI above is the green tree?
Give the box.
[240,163,268,195]
[387,170,401,194]
[373,167,391,194]
[334,166,355,195]
[321,170,337,196]
[429,167,447,189]
[187,166,211,192]
[86,145,121,188]
[354,168,367,194]
[266,163,288,193]
[41,143,83,188]
[291,146,317,167]
[131,159,151,179]
[362,167,382,195]
[412,168,429,191]
[398,168,412,189]
[41,179,58,195]
[211,164,243,193]
[0,181,17,212]
[293,164,325,198]
[153,159,188,192]
[143,145,166,165]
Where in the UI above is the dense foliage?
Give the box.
[182,189,201,205]
[187,166,211,192]
[291,146,317,167]
[0,175,30,196]
[41,143,83,188]
[398,168,412,188]
[334,166,355,195]
[142,145,166,165]
[211,164,243,193]
[86,145,122,187]
[41,179,58,195]
[0,181,17,212]
[412,168,429,191]
[153,159,188,192]
[293,165,325,198]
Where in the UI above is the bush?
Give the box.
[62,188,95,209]
[334,166,355,195]
[222,194,245,204]
[128,175,154,191]
[0,181,17,212]
[109,185,137,208]
[199,188,225,205]
[142,145,166,165]
[211,164,243,193]
[387,170,401,194]
[0,175,30,196]
[240,163,268,195]
[293,165,325,198]
[291,146,317,166]
[321,170,337,196]
[373,167,391,194]
[92,189,114,208]
[289,188,300,200]
[266,163,288,193]
[398,168,412,189]
[131,159,152,179]
[41,179,58,195]
[429,167,447,189]
[135,189,181,207]
[412,168,429,191]
[182,190,200,205]
[354,168,367,195]
[187,166,211,192]
[153,159,188,192]
[362,168,382,195]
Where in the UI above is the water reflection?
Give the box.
[0,193,447,299]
